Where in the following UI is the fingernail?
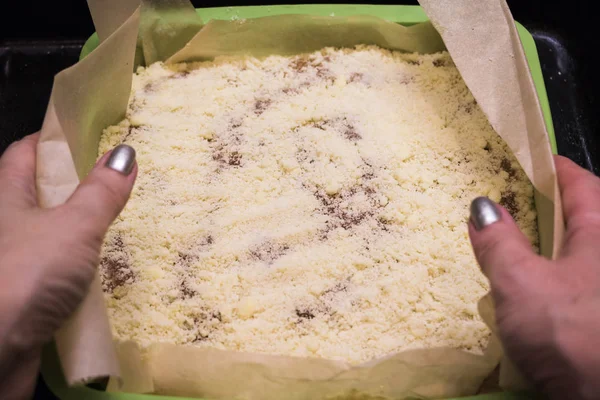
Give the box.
[105,144,136,175]
[470,197,501,231]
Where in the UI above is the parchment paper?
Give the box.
[35,0,564,398]
[420,0,564,391]
[36,6,141,384]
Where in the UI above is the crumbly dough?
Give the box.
[98,45,538,364]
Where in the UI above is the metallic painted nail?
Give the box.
[105,144,136,176]
[470,197,501,231]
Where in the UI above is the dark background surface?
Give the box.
[0,1,598,399]
[1,0,599,173]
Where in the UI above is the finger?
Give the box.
[0,133,41,208]
[468,197,546,304]
[554,155,600,259]
[62,145,137,241]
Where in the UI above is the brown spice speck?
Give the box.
[400,75,414,85]
[249,242,290,264]
[176,235,214,268]
[123,126,135,142]
[377,218,390,232]
[322,282,348,297]
[460,99,477,114]
[362,171,375,180]
[290,58,309,72]
[361,161,375,180]
[213,146,243,167]
[254,99,272,116]
[178,251,198,265]
[316,66,335,82]
[188,309,223,342]
[340,212,369,230]
[100,234,135,293]
[314,184,381,232]
[172,70,190,79]
[305,117,362,141]
[282,87,300,95]
[344,124,362,141]
[101,258,134,293]
[194,333,209,342]
[296,147,311,164]
[180,280,196,299]
[500,191,519,217]
[213,151,227,164]
[433,58,447,67]
[295,308,315,320]
[228,151,242,166]
[144,82,158,92]
[337,118,362,141]
[500,158,517,178]
[349,72,364,83]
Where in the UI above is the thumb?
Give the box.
[468,197,545,305]
[63,145,137,238]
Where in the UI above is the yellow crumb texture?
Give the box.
[98,46,538,364]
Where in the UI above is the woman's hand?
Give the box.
[469,155,600,400]
[0,133,136,400]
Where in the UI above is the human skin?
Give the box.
[469,155,600,400]
[0,133,136,400]
[0,132,598,400]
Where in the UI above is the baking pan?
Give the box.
[40,4,554,400]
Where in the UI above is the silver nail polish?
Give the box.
[105,144,136,175]
[470,197,501,231]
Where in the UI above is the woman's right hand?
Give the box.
[0,135,137,400]
[468,155,600,400]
